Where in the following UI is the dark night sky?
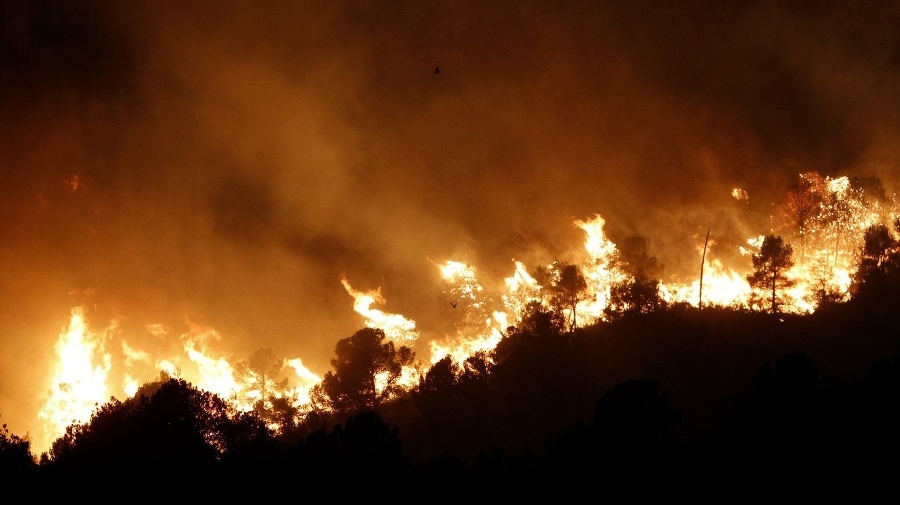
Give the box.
[1,0,899,442]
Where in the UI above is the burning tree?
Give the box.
[747,235,796,314]
[772,173,889,311]
[777,173,885,269]
[233,347,290,428]
[777,172,826,263]
[815,181,861,266]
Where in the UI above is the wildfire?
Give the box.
[32,171,896,458]
[180,323,239,400]
[661,257,752,309]
[38,306,114,452]
[36,308,320,456]
[342,276,424,388]
[430,260,504,365]
[502,260,541,326]
[285,358,322,406]
[341,277,419,344]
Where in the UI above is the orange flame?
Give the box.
[430,260,504,365]
[341,277,419,344]
[35,308,323,456]
[38,306,114,454]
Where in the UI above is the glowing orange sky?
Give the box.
[1,0,899,447]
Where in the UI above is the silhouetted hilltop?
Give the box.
[3,288,900,496]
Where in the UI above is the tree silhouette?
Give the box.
[531,262,589,331]
[551,263,589,331]
[233,347,291,427]
[605,235,666,320]
[461,350,494,383]
[861,223,897,268]
[814,178,870,266]
[413,355,462,427]
[532,264,554,305]
[495,302,564,368]
[605,274,666,320]
[0,418,36,480]
[417,355,460,396]
[42,376,274,488]
[511,300,564,339]
[776,172,826,262]
[806,256,846,308]
[311,327,415,417]
[852,222,900,300]
[747,234,796,313]
[613,235,662,278]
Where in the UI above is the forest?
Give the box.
[3,178,900,499]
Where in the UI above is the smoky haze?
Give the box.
[1,0,898,442]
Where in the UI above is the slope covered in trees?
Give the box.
[4,208,900,497]
[2,291,899,496]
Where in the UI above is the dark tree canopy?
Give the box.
[605,235,666,320]
[552,263,589,331]
[311,327,415,417]
[851,222,900,300]
[461,350,495,384]
[613,235,662,278]
[42,376,274,485]
[605,274,667,320]
[861,223,897,267]
[514,300,565,337]
[532,264,555,305]
[0,419,36,479]
[234,347,292,428]
[777,172,826,261]
[417,355,460,396]
[747,234,796,314]
[531,262,589,331]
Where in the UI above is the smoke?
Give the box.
[1,0,898,441]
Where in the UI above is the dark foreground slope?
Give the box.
[382,296,900,496]
[4,293,900,498]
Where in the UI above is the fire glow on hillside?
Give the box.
[32,172,896,456]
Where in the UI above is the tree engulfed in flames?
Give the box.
[419,173,893,359]
[37,308,321,456]
[429,260,505,366]
[38,306,113,451]
[36,172,896,458]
